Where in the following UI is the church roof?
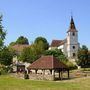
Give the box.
[51,39,67,47]
[28,56,68,69]
[67,16,78,33]
[51,40,63,47]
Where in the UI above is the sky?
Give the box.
[0,0,90,49]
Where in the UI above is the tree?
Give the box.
[34,41,45,56]
[43,49,68,62]
[0,15,13,66]
[19,39,48,63]
[16,36,29,45]
[77,45,89,67]
[19,46,38,63]
[0,47,13,66]
[9,42,16,46]
[0,15,6,48]
[34,37,49,50]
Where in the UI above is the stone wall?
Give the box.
[29,74,54,81]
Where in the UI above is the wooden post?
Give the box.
[43,70,45,75]
[35,69,37,79]
[67,69,70,79]
[35,69,37,74]
[61,69,63,80]
[42,70,45,80]
[52,70,55,80]
[59,70,60,79]
[50,69,52,75]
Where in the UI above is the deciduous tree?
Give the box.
[0,47,13,66]
[19,46,38,63]
[0,15,6,48]
[43,49,68,62]
[77,45,90,67]
[34,37,49,50]
[16,36,29,45]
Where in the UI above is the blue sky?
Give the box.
[0,0,90,49]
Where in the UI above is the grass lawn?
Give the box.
[0,75,90,90]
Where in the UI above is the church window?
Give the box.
[72,46,75,49]
[72,32,75,36]
[73,53,76,57]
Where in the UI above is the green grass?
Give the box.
[0,75,90,90]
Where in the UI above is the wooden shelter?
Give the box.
[28,56,69,80]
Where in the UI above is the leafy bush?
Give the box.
[66,61,78,70]
[0,47,13,66]
[0,64,8,75]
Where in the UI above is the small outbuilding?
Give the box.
[12,63,25,73]
[28,55,70,80]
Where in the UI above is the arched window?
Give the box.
[72,32,75,36]
[73,53,76,57]
[72,46,75,49]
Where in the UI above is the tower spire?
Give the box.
[70,15,76,29]
[67,16,77,33]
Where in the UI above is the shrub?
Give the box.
[0,64,8,75]
[66,61,78,70]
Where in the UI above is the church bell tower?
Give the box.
[67,16,79,60]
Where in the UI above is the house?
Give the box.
[11,44,30,72]
[49,16,80,62]
[28,55,69,80]
[11,44,30,55]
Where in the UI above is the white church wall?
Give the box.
[49,47,57,50]
[58,45,64,52]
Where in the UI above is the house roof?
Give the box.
[11,44,30,53]
[67,16,78,33]
[28,56,68,69]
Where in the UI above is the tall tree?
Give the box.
[16,36,29,45]
[0,15,13,66]
[0,47,13,66]
[0,15,6,48]
[77,45,89,67]
[34,37,49,50]
[19,46,38,63]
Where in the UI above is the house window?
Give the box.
[72,32,75,36]
[73,53,76,57]
[72,46,75,49]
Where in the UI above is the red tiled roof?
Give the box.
[28,56,68,69]
[11,44,30,52]
[51,39,67,47]
[51,40,63,47]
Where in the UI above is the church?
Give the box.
[49,16,80,61]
